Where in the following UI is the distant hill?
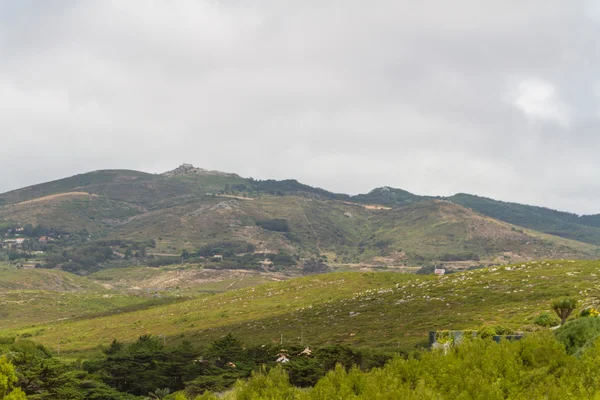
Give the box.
[448,194,600,246]
[0,164,598,273]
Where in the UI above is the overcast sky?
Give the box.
[1,1,599,214]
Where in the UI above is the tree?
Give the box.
[181,250,190,261]
[0,356,27,400]
[552,297,578,325]
[301,258,330,275]
[207,333,244,367]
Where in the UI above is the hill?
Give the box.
[0,263,104,292]
[0,165,599,273]
[9,259,599,354]
[0,263,182,330]
[448,193,600,245]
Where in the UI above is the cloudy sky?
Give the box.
[1,1,599,213]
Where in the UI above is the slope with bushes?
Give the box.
[9,260,600,354]
[1,166,599,270]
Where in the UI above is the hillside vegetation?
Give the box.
[449,193,600,245]
[1,166,598,272]
[8,260,599,354]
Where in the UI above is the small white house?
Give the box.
[434,268,445,276]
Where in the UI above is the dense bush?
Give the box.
[40,243,114,274]
[555,316,600,355]
[267,252,297,266]
[0,356,26,399]
[196,241,256,258]
[534,312,560,327]
[256,218,290,232]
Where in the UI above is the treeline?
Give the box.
[38,239,156,274]
[190,241,297,270]
[194,329,600,399]
[222,179,349,200]
[0,337,137,399]
[83,334,390,397]
[0,334,390,399]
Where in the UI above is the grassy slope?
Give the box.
[11,260,600,354]
[0,263,107,291]
[0,264,181,330]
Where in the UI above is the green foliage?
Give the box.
[580,308,592,317]
[256,219,290,232]
[19,260,600,355]
[415,265,435,275]
[196,241,256,258]
[492,325,513,335]
[0,339,137,399]
[267,252,297,266]
[555,316,600,355]
[476,325,497,340]
[194,333,600,399]
[552,297,578,325]
[449,193,600,246]
[40,243,114,274]
[206,334,244,367]
[84,335,199,396]
[534,312,559,327]
[439,252,480,262]
[0,356,26,400]
[148,387,170,399]
[225,366,302,400]
[301,258,330,275]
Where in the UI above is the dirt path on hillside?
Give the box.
[14,192,97,206]
[216,195,255,201]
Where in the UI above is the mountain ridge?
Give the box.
[0,165,599,272]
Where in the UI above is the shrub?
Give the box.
[477,325,497,340]
[415,265,435,275]
[534,312,559,327]
[555,317,600,355]
[493,325,514,335]
[256,219,290,232]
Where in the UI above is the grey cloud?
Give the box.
[0,0,599,213]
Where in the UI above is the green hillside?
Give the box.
[352,189,600,247]
[0,263,104,292]
[7,259,598,354]
[0,165,599,274]
[448,194,600,245]
[0,264,179,330]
